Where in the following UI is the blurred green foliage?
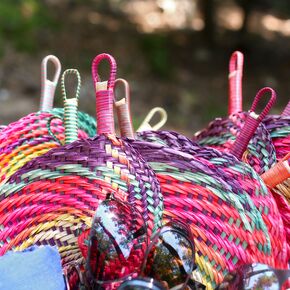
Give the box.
[0,0,56,54]
[140,34,172,79]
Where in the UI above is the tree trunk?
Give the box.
[199,0,216,47]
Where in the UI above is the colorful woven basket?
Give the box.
[0,54,163,269]
[261,153,290,257]
[0,57,96,185]
[113,81,287,289]
[193,52,277,175]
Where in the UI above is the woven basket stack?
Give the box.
[0,51,289,290]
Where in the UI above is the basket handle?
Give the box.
[114,78,134,138]
[61,69,81,144]
[261,153,290,188]
[230,87,276,159]
[137,107,168,132]
[40,55,61,111]
[281,101,290,116]
[228,51,244,115]
[92,53,117,135]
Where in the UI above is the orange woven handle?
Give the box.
[114,78,134,139]
[261,153,290,188]
[228,51,244,115]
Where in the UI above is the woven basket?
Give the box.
[194,52,277,175]
[0,62,96,186]
[114,81,287,289]
[0,54,163,269]
[261,153,290,257]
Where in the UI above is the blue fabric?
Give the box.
[0,246,66,290]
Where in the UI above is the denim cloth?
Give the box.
[0,246,66,290]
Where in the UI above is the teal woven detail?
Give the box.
[232,256,238,265]
[61,69,81,144]
[52,108,96,137]
[226,253,231,260]
[228,234,234,242]
[235,238,240,245]
[242,241,247,249]
[64,99,79,144]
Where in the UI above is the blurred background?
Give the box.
[0,0,290,134]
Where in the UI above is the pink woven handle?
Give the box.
[92,53,117,135]
[228,51,243,115]
[281,101,290,116]
[230,87,276,159]
[40,55,61,111]
[261,153,290,188]
[114,78,134,139]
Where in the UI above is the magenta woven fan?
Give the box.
[0,54,163,271]
[194,52,277,175]
[113,81,288,289]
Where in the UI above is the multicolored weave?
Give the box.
[0,54,163,272]
[193,52,278,175]
[129,130,287,289]
[261,153,290,257]
[113,81,287,289]
[0,66,96,185]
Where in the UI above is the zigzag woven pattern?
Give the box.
[193,112,277,175]
[263,115,290,160]
[134,130,287,290]
[0,110,96,186]
[0,134,163,268]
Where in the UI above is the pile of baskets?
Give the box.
[0,51,289,290]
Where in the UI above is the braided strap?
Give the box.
[61,69,81,144]
[114,78,134,138]
[40,55,61,111]
[282,101,290,117]
[92,53,117,135]
[228,51,243,115]
[261,153,290,188]
[230,87,276,159]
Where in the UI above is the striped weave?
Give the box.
[0,134,163,266]
[0,54,163,278]
[193,112,276,175]
[134,130,288,290]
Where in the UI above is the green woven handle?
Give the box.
[61,69,81,144]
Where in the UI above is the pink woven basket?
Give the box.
[114,80,288,289]
[0,54,163,274]
[261,153,290,257]
[194,52,277,175]
[0,57,96,186]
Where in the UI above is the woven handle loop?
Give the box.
[261,153,290,188]
[92,53,117,135]
[40,55,61,111]
[114,78,134,138]
[281,101,290,116]
[47,116,63,145]
[137,107,168,132]
[92,53,117,89]
[61,69,81,144]
[228,51,244,115]
[230,87,276,159]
